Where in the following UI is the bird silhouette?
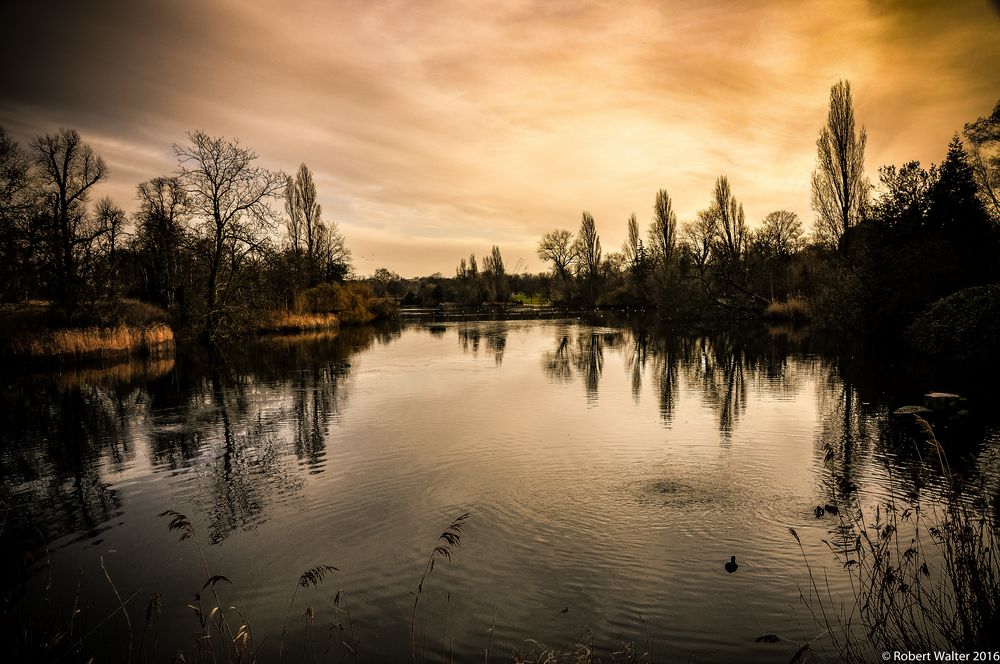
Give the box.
[725,556,738,573]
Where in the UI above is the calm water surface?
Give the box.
[2,319,998,662]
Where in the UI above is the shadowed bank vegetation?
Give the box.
[765,420,1000,662]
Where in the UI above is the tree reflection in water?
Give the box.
[0,326,401,555]
[458,322,507,366]
[539,321,811,439]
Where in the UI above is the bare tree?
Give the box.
[30,128,108,318]
[135,176,189,308]
[575,213,601,279]
[756,210,804,258]
[712,176,748,267]
[95,197,126,256]
[649,188,677,268]
[284,174,303,253]
[537,229,576,281]
[285,163,349,283]
[174,131,285,341]
[811,80,869,247]
[682,209,718,294]
[622,212,640,266]
[313,217,352,282]
[0,126,33,302]
[0,126,30,221]
[94,196,127,300]
[963,98,1000,221]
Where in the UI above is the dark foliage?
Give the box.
[830,136,1000,337]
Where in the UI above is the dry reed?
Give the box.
[9,323,175,359]
[767,416,1000,662]
[763,297,812,321]
[258,311,340,334]
[411,513,470,663]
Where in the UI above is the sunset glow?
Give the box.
[2,0,998,275]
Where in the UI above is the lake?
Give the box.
[2,317,997,662]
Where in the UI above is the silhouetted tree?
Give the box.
[812,80,869,247]
[575,212,601,304]
[537,228,576,284]
[30,128,108,319]
[834,136,999,335]
[483,244,509,301]
[315,218,351,282]
[756,210,804,259]
[623,212,640,266]
[649,188,677,269]
[94,196,127,300]
[174,131,284,341]
[284,163,351,284]
[868,161,936,231]
[369,267,402,298]
[963,99,1000,221]
[682,208,717,295]
[712,176,748,267]
[0,126,34,302]
[754,210,805,301]
[134,176,189,309]
[932,136,992,232]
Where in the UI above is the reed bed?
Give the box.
[763,297,812,321]
[8,323,175,359]
[259,311,340,333]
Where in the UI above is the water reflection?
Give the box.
[2,318,999,663]
[0,325,400,551]
[458,322,507,365]
[0,383,138,546]
[538,323,810,437]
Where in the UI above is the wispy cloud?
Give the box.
[2,0,998,275]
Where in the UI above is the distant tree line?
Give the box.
[374,82,1000,344]
[0,128,356,341]
[4,82,998,344]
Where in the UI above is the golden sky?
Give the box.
[2,0,999,276]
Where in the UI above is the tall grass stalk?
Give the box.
[410,513,470,664]
[158,510,253,663]
[332,588,361,664]
[278,565,339,662]
[777,415,1000,661]
[99,556,133,662]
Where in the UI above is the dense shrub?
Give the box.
[908,284,1000,367]
[295,282,394,325]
